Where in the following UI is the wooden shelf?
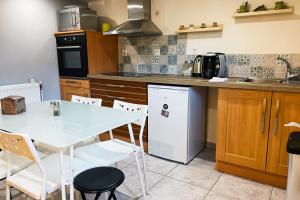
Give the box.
[176,25,223,34]
[233,7,294,18]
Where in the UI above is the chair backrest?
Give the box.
[0,130,40,162]
[71,95,102,106]
[113,100,148,126]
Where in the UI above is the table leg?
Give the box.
[59,151,66,200]
[127,123,147,198]
[69,146,74,200]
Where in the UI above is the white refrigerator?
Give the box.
[148,85,207,164]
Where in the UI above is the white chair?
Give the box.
[71,95,102,106]
[74,100,148,195]
[0,130,95,200]
[0,151,46,181]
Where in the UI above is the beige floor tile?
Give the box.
[117,162,164,198]
[117,156,136,169]
[145,155,179,175]
[204,191,239,200]
[167,158,222,190]
[212,174,272,200]
[139,176,208,200]
[270,187,286,200]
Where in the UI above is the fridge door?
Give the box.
[148,85,189,163]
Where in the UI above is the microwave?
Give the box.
[57,6,98,32]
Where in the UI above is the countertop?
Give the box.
[89,73,300,93]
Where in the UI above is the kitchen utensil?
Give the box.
[192,55,203,77]
[183,61,194,76]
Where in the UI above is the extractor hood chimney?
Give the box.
[103,0,162,37]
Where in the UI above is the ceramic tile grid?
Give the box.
[0,150,287,200]
[119,35,300,77]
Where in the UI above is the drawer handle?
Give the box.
[107,95,126,100]
[274,99,280,135]
[105,84,125,88]
[261,98,267,134]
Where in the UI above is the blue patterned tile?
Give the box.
[250,66,263,78]
[168,35,177,45]
[238,55,250,66]
[137,64,146,73]
[168,45,177,55]
[276,54,291,66]
[160,55,168,65]
[177,55,186,65]
[160,65,168,74]
[226,54,238,66]
[160,46,168,55]
[144,46,152,55]
[168,55,177,65]
[249,54,264,66]
[168,65,178,75]
[128,37,137,46]
[159,35,168,46]
[152,64,160,74]
[152,55,160,64]
[137,46,145,55]
[151,37,159,46]
[263,66,275,79]
[146,65,152,73]
[187,55,196,63]
[177,43,186,55]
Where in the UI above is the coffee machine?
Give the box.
[202,53,226,79]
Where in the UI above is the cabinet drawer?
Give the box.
[90,78,147,93]
[60,79,90,89]
[60,86,90,101]
[91,89,147,101]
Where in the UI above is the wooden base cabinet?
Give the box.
[60,78,90,101]
[267,92,300,176]
[217,88,300,188]
[90,78,148,152]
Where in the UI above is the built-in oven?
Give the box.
[56,33,88,77]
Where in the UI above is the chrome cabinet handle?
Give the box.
[261,98,267,134]
[274,99,280,135]
[57,46,82,49]
[105,84,125,88]
[107,95,126,100]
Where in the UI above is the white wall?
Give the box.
[0,0,85,100]
[90,0,300,54]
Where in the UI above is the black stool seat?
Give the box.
[74,167,125,200]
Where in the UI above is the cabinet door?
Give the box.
[217,89,272,171]
[267,92,300,176]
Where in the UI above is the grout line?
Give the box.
[269,187,274,200]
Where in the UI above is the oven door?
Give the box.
[57,45,88,77]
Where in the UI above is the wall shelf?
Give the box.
[233,7,294,18]
[176,25,223,34]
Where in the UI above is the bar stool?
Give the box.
[73,167,125,200]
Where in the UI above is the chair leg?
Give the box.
[94,192,101,200]
[108,190,117,200]
[80,192,87,200]
[140,151,148,194]
[6,184,10,200]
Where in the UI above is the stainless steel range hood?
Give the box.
[103,0,162,37]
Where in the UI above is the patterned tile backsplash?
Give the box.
[118,35,300,78]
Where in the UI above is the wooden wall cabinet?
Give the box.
[60,78,90,101]
[217,88,300,188]
[90,78,148,151]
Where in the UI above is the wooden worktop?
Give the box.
[89,74,300,93]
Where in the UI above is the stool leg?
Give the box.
[80,192,87,200]
[108,190,117,200]
[94,192,101,200]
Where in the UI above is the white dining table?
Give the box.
[0,100,146,200]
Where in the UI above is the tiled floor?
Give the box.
[0,149,287,200]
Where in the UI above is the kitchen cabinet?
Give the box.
[60,78,90,101]
[216,88,300,188]
[90,78,148,151]
[267,92,300,176]
[216,89,272,171]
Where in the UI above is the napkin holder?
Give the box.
[1,96,26,115]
